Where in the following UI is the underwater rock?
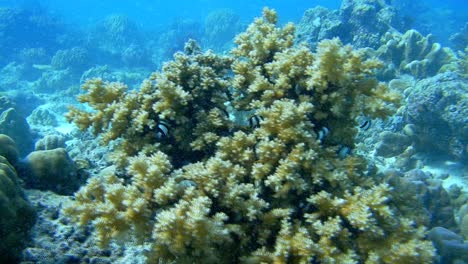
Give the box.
[0,108,34,157]
[0,134,19,166]
[32,68,75,93]
[121,44,151,67]
[20,189,125,264]
[0,95,17,114]
[149,19,202,67]
[0,152,36,263]
[296,6,343,49]
[203,8,241,51]
[21,148,79,195]
[18,47,49,65]
[27,107,59,127]
[404,72,468,161]
[0,7,65,64]
[375,131,412,157]
[51,47,91,73]
[339,0,401,48]
[0,62,30,91]
[450,22,468,51]
[428,227,468,263]
[386,170,456,229]
[376,29,456,79]
[35,134,67,151]
[461,214,468,240]
[459,48,468,78]
[296,0,406,49]
[80,65,149,89]
[66,132,113,175]
[90,14,142,56]
[3,89,43,117]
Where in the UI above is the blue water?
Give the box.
[3,0,342,28]
[1,0,465,44]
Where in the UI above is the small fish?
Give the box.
[338,146,351,159]
[156,121,170,139]
[248,115,262,129]
[316,127,330,141]
[218,107,230,118]
[359,119,371,130]
[32,64,53,70]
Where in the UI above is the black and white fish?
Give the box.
[248,115,262,129]
[359,118,371,130]
[156,120,170,139]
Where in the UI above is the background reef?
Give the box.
[0,0,466,264]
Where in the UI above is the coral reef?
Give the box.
[2,89,43,117]
[0,7,65,63]
[21,148,79,195]
[0,135,36,263]
[64,9,434,263]
[18,47,49,65]
[51,47,91,73]
[375,131,412,158]
[460,204,468,239]
[0,62,30,91]
[0,134,19,165]
[149,19,202,67]
[0,107,34,157]
[32,68,75,93]
[34,134,67,151]
[339,0,402,48]
[296,6,341,48]
[403,72,468,161]
[458,47,468,78]
[296,0,406,50]
[80,65,150,89]
[375,30,457,79]
[386,169,458,229]
[203,9,241,51]
[295,0,459,80]
[67,40,232,167]
[450,22,468,51]
[429,227,468,263]
[121,44,151,68]
[21,189,132,264]
[27,107,59,127]
[90,14,142,56]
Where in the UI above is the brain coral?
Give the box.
[64,8,434,264]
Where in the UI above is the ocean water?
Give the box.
[2,0,342,27]
[0,0,467,263]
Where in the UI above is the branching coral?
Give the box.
[67,40,233,167]
[64,8,434,264]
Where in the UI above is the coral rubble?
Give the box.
[64,9,434,263]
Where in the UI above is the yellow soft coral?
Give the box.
[149,193,232,264]
[64,8,434,264]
